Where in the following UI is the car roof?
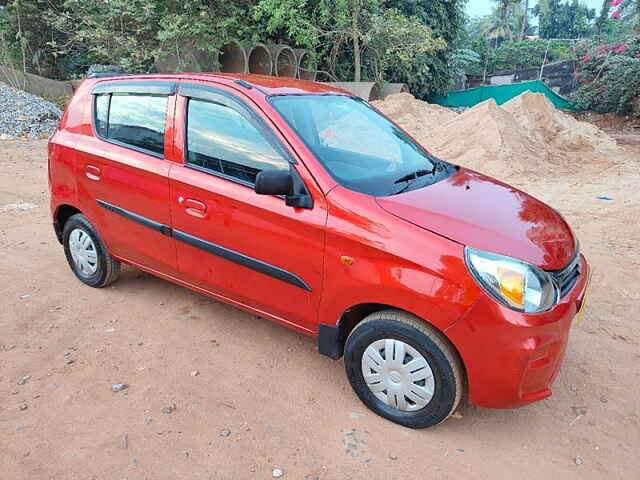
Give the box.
[91,72,352,97]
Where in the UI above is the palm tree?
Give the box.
[483,0,520,46]
[520,0,530,38]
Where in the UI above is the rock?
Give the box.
[111,383,127,393]
[572,406,587,416]
[17,375,31,385]
[389,454,398,460]
[0,83,62,139]
[19,403,28,411]
[121,433,129,449]
[451,411,463,419]
[600,395,608,403]
[161,403,176,414]
[272,468,284,478]
[191,370,200,377]
[574,456,584,465]
[219,428,231,438]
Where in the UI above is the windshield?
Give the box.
[270,94,455,196]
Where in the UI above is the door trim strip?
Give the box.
[96,199,311,291]
[172,229,311,291]
[97,199,172,236]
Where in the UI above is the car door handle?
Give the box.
[85,164,101,181]
[180,197,207,218]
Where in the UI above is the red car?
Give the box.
[48,73,590,428]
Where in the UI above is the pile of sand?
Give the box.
[372,92,458,141]
[502,92,619,156]
[376,91,622,179]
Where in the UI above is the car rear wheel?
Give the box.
[344,309,463,428]
[62,213,120,288]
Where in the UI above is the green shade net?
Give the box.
[430,80,579,111]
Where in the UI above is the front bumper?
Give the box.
[445,254,590,408]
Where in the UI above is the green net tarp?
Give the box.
[429,80,578,111]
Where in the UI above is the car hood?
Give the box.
[376,168,576,270]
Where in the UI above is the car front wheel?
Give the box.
[344,309,464,428]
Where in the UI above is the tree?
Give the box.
[595,0,611,34]
[254,0,381,82]
[1,0,67,77]
[367,9,446,82]
[255,0,457,95]
[483,0,522,46]
[520,0,530,39]
[382,0,467,95]
[534,0,595,39]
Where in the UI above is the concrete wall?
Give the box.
[0,68,73,98]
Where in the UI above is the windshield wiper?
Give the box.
[393,165,438,194]
[393,169,433,184]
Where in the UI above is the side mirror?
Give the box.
[255,169,292,196]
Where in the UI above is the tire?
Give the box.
[344,309,463,429]
[62,213,120,288]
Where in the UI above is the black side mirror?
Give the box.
[255,169,314,209]
[255,169,292,196]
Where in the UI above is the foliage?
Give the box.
[367,10,447,75]
[462,36,574,75]
[254,0,461,95]
[534,0,596,39]
[484,0,523,44]
[0,0,68,77]
[367,9,446,85]
[573,35,640,117]
[383,0,468,95]
[46,0,164,74]
[447,48,481,86]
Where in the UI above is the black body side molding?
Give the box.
[172,230,311,291]
[96,199,310,291]
[97,200,172,237]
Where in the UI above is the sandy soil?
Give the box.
[1,132,639,479]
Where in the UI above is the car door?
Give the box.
[74,80,177,275]
[169,83,327,333]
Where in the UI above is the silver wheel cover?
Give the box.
[361,339,435,411]
[68,228,98,277]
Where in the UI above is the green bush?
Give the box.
[573,36,640,118]
[465,39,575,75]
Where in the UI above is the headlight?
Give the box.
[464,247,559,313]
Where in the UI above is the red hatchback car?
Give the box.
[48,73,590,428]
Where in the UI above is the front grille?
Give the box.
[548,252,581,298]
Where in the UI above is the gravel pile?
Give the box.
[0,82,63,140]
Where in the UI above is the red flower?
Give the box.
[614,44,629,53]
[611,10,621,19]
[609,0,622,6]
[579,55,591,61]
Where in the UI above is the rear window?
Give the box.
[93,93,167,156]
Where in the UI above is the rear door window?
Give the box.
[94,93,168,156]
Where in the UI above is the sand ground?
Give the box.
[1,126,639,479]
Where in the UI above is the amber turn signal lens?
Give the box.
[497,267,524,307]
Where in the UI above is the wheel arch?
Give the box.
[318,303,469,404]
[53,204,82,243]
[318,303,465,366]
